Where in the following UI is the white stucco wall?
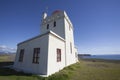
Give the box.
[14,34,49,75]
[41,11,77,67]
[74,47,78,62]
[47,33,65,76]
[41,11,65,39]
[63,12,77,66]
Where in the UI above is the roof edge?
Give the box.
[17,31,65,46]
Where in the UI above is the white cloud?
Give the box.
[0,45,7,48]
[0,45,16,53]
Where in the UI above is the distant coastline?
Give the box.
[79,54,120,60]
[78,54,91,57]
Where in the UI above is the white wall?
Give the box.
[41,12,65,39]
[47,33,65,76]
[14,34,49,75]
[41,11,77,67]
[64,13,77,66]
[74,47,78,62]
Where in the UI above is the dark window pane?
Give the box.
[57,49,61,62]
[19,49,24,62]
[33,48,40,64]
[47,24,49,29]
[54,21,56,27]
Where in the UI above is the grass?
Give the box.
[71,59,120,80]
[0,54,15,62]
[0,55,11,62]
[0,55,120,80]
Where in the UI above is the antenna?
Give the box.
[42,7,48,20]
[41,7,48,20]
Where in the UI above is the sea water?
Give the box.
[82,54,120,60]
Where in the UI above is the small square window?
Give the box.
[47,24,49,29]
[54,21,56,27]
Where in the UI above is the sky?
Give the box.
[0,0,120,55]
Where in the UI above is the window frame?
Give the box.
[32,48,40,64]
[54,21,56,27]
[47,24,49,29]
[18,49,24,62]
[57,48,61,62]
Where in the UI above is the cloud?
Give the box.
[0,45,16,53]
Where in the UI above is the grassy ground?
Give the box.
[71,59,120,80]
[0,55,11,62]
[0,54,15,62]
[0,55,120,80]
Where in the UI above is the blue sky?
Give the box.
[0,0,120,54]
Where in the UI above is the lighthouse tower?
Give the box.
[41,10,76,66]
[13,10,78,77]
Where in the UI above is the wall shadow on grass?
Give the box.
[0,62,32,76]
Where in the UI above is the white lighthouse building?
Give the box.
[14,10,78,77]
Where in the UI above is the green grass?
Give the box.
[0,54,15,62]
[71,59,120,80]
[0,55,10,62]
[0,55,120,80]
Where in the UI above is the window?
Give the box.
[70,42,72,53]
[33,48,40,64]
[19,49,24,62]
[57,49,61,62]
[54,21,56,27]
[47,24,49,29]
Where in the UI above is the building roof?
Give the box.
[18,31,65,46]
[41,10,74,30]
[52,10,62,15]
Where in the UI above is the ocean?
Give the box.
[81,54,120,60]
